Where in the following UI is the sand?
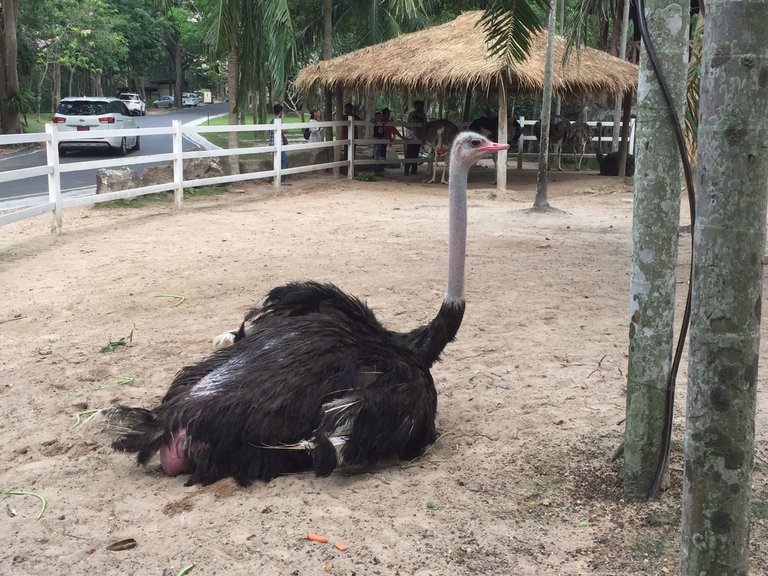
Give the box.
[1,166,766,576]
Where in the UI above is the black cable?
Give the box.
[634,0,697,499]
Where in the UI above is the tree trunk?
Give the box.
[322,0,333,139]
[174,39,183,107]
[92,73,103,97]
[52,62,61,112]
[623,0,689,499]
[681,0,768,572]
[226,45,240,175]
[0,0,21,134]
[533,0,556,210]
[612,0,632,153]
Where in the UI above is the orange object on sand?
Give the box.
[306,533,329,544]
[334,541,349,552]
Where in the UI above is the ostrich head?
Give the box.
[450,131,509,172]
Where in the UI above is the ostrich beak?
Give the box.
[478,141,509,154]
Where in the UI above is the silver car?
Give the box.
[54,96,140,156]
[153,95,174,108]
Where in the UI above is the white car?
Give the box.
[182,92,200,107]
[54,96,140,156]
[118,92,146,116]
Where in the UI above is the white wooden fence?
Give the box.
[0,117,634,233]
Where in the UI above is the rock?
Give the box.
[183,156,225,180]
[140,164,173,187]
[95,167,139,194]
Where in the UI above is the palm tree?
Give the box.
[199,0,294,173]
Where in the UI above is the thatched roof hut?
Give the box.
[294,11,638,98]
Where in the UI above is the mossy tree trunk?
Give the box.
[681,0,768,572]
[533,0,556,210]
[623,0,689,498]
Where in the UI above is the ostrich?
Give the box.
[567,121,593,171]
[107,132,509,486]
[468,115,522,182]
[422,119,459,184]
[468,116,523,149]
[533,115,571,171]
[595,122,636,176]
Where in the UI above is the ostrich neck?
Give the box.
[446,172,467,303]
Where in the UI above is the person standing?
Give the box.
[308,109,323,143]
[339,102,361,162]
[404,100,426,176]
[381,107,400,170]
[269,103,290,184]
[372,111,385,172]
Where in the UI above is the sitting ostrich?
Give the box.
[595,122,636,176]
[422,119,460,184]
[567,121,593,171]
[107,132,509,486]
[533,115,571,171]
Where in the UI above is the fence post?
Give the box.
[274,118,282,188]
[172,119,184,209]
[46,122,63,234]
[517,116,525,170]
[628,118,636,155]
[347,116,355,180]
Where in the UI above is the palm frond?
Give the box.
[479,0,547,65]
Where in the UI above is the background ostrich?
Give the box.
[533,115,571,171]
[108,132,509,486]
[595,122,636,176]
[468,115,523,149]
[422,119,459,184]
[566,121,593,171]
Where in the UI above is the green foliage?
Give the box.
[478,0,547,65]
[4,88,36,128]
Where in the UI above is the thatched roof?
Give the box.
[294,11,638,97]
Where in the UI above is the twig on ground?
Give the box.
[155,294,186,307]
[1,490,47,520]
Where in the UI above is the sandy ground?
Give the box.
[1,164,767,576]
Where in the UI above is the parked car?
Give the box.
[53,96,140,156]
[182,92,200,107]
[153,95,174,109]
[118,92,146,116]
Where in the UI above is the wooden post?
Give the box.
[172,120,184,208]
[496,84,508,191]
[46,122,63,234]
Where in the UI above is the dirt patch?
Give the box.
[1,167,766,576]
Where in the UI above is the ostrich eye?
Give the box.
[470,138,482,147]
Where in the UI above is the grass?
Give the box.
[95,186,226,209]
[202,114,304,151]
[23,114,49,134]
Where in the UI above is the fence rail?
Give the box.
[0,117,635,233]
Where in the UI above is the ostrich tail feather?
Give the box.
[105,406,167,466]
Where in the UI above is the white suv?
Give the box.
[118,92,146,116]
[54,96,140,156]
[182,92,200,107]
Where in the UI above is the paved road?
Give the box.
[0,103,228,201]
